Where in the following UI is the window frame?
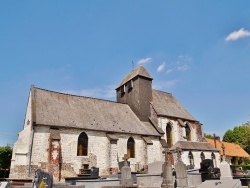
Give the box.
[77,132,88,156]
[127,137,135,158]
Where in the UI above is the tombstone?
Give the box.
[78,165,99,179]
[120,154,133,186]
[220,144,233,181]
[199,159,215,181]
[174,147,189,188]
[33,169,53,188]
[118,160,130,171]
[161,148,174,188]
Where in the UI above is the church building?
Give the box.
[10,66,220,181]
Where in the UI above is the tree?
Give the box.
[204,133,214,139]
[0,145,12,170]
[223,122,250,154]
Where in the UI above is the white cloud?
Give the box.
[157,62,165,72]
[166,69,173,74]
[177,64,189,71]
[175,55,192,72]
[137,58,152,65]
[176,55,193,64]
[225,28,250,41]
[62,85,116,100]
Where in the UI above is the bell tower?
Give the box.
[116,66,153,122]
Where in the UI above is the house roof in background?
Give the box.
[205,138,250,158]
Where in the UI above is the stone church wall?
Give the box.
[9,92,35,179]
[12,126,163,180]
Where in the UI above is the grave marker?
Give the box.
[161,148,174,188]
[174,147,189,188]
[120,154,133,186]
[33,169,53,188]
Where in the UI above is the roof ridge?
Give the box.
[117,66,152,88]
[33,86,126,105]
[153,89,172,95]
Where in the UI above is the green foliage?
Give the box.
[231,164,250,170]
[204,133,214,139]
[223,122,250,154]
[0,146,12,169]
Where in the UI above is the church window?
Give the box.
[188,151,194,166]
[166,123,173,148]
[185,124,191,141]
[127,137,135,158]
[77,132,88,156]
[200,152,205,161]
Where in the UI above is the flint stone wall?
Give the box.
[10,125,162,180]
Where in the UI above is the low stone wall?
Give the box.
[136,173,162,187]
[187,172,202,188]
[137,171,202,188]
[75,179,120,188]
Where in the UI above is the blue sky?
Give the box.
[0,1,250,146]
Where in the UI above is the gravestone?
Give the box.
[33,169,53,188]
[174,147,189,188]
[197,144,242,188]
[120,154,133,186]
[199,159,214,181]
[220,143,233,181]
[118,160,130,170]
[161,148,174,188]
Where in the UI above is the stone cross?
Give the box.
[222,143,226,161]
[162,148,174,188]
[176,147,182,162]
[220,143,233,181]
[120,154,133,186]
[163,148,171,162]
[122,154,129,166]
[173,147,189,188]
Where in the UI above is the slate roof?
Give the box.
[32,87,161,136]
[117,66,153,88]
[205,138,250,158]
[151,90,196,121]
[170,141,218,151]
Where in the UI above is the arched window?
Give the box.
[77,132,88,156]
[200,152,205,161]
[185,124,191,141]
[188,151,194,166]
[166,123,173,148]
[127,137,135,158]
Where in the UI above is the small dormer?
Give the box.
[116,66,153,122]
